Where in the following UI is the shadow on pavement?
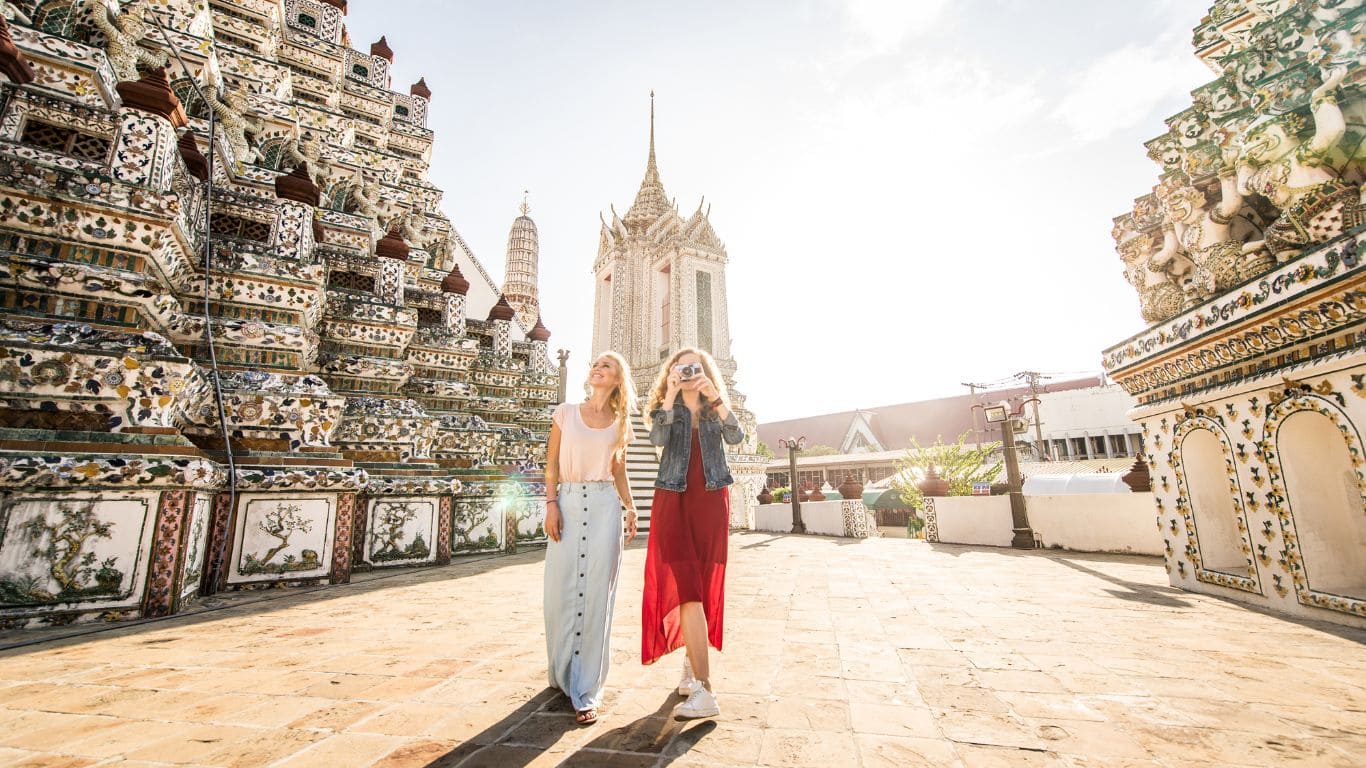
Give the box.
[0,546,551,655]
[1052,556,1193,608]
[425,688,716,767]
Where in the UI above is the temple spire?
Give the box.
[624,91,669,229]
[520,188,530,216]
[647,90,657,181]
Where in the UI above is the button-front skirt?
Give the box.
[543,481,623,711]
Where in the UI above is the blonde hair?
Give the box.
[587,351,637,463]
[647,347,729,417]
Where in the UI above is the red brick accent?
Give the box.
[144,490,190,617]
[331,493,356,584]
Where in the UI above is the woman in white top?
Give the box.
[543,351,639,725]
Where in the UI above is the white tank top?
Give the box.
[552,403,626,482]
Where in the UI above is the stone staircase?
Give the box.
[625,420,661,533]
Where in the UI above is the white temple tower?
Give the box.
[592,95,766,530]
[501,196,540,330]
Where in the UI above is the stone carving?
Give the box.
[201,70,262,165]
[282,126,330,187]
[87,0,167,83]
[1115,220,1191,324]
[1155,167,1262,295]
[1236,69,1362,262]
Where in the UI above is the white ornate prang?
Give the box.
[88,0,168,82]
[1106,2,1366,629]
[500,203,540,329]
[0,0,561,619]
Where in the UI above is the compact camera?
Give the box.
[675,363,703,381]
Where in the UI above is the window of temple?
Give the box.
[33,1,95,41]
[327,271,375,293]
[656,266,670,351]
[1276,410,1366,600]
[20,120,111,163]
[1181,428,1247,576]
[256,138,290,171]
[169,78,210,120]
[417,307,442,328]
[209,214,272,243]
[695,270,713,353]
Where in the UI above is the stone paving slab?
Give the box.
[0,534,1362,767]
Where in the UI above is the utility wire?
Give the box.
[148,10,237,592]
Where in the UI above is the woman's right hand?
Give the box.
[545,502,562,542]
[666,371,682,398]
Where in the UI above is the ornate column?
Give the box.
[111,67,187,192]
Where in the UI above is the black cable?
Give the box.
[147,10,236,591]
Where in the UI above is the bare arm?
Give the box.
[544,419,562,542]
[1307,69,1347,158]
[1214,170,1242,223]
[611,452,637,544]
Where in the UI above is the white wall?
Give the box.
[931,493,1161,555]
[1027,493,1162,555]
[933,496,1014,547]
[1037,385,1137,435]
[754,500,845,537]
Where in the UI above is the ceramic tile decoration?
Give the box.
[0,0,555,625]
[1104,0,1365,627]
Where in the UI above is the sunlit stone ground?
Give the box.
[0,533,1362,767]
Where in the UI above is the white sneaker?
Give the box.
[673,684,720,720]
[678,658,697,696]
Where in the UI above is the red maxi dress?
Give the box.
[642,429,729,665]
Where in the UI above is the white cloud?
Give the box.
[841,0,952,56]
[1052,27,1211,143]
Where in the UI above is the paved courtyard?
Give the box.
[0,533,1362,767]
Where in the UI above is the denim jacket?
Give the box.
[649,401,745,492]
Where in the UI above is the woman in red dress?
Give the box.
[643,347,745,720]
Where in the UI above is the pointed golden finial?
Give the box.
[647,90,657,177]
[520,188,530,216]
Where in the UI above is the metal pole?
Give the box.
[1001,420,1034,548]
[784,438,806,534]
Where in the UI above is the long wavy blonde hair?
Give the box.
[587,351,637,462]
[647,347,729,418]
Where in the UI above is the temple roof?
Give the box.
[623,93,671,231]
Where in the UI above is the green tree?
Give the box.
[892,432,1002,510]
[802,444,840,457]
[756,441,774,459]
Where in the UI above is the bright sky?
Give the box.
[343,0,1212,422]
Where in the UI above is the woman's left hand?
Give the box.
[625,511,638,544]
[696,376,717,399]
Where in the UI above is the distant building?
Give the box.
[758,377,1142,489]
[591,96,766,529]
